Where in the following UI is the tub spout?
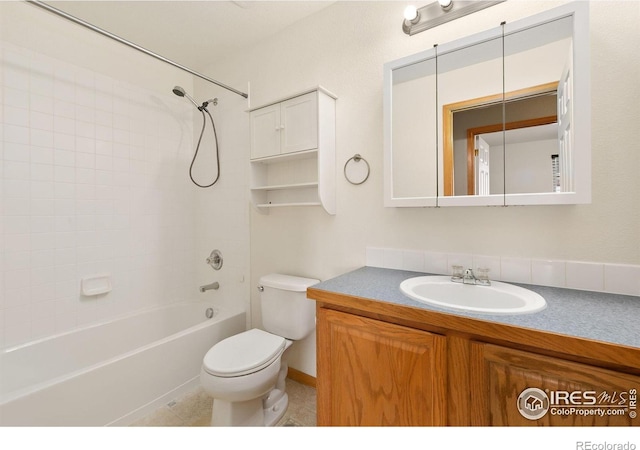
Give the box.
[199,281,219,293]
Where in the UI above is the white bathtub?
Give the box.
[0,302,245,426]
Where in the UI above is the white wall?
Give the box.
[205,1,639,377]
[0,2,249,349]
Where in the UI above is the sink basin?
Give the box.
[399,276,546,315]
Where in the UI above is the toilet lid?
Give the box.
[203,329,286,378]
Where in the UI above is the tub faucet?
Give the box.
[199,281,219,293]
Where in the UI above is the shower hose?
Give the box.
[190,106,220,188]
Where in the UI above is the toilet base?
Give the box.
[209,391,289,427]
[211,397,262,426]
[264,392,288,426]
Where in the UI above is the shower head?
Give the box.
[172,85,199,108]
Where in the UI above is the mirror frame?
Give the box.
[383,2,590,207]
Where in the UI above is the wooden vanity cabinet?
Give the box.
[314,301,640,427]
[471,342,640,426]
[316,308,447,426]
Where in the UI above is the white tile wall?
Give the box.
[424,251,448,275]
[366,247,640,297]
[1,42,204,349]
[531,259,566,288]
[566,261,604,292]
[604,264,640,296]
[500,257,532,284]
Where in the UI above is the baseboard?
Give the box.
[287,367,316,388]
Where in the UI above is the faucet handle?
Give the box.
[475,267,491,286]
[206,250,223,270]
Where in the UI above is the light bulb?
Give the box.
[404,5,419,22]
[438,0,453,11]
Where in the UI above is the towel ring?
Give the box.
[344,154,370,185]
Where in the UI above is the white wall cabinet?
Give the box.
[250,87,336,215]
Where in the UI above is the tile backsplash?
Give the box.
[366,247,640,297]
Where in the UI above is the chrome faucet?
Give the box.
[463,268,477,285]
[199,281,219,293]
[451,267,491,286]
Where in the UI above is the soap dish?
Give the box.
[81,274,112,296]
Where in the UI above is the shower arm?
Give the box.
[26,0,248,99]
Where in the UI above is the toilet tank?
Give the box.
[259,274,319,340]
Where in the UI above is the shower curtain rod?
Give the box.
[26,0,249,99]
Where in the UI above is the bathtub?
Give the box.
[0,302,245,426]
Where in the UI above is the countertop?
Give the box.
[309,266,640,350]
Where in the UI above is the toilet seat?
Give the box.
[203,329,286,378]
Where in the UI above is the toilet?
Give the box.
[200,273,319,426]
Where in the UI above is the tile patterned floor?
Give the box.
[130,378,316,427]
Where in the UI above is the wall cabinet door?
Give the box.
[470,342,640,426]
[280,92,318,154]
[250,103,281,159]
[317,308,447,426]
[250,91,318,159]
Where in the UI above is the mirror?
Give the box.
[384,52,438,207]
[391,57,438,201]
[437,33,504,205]
[449,84,558,196]
[383,2,590,207]
[503,15,574,199]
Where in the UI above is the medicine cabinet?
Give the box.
[383,2,590,207]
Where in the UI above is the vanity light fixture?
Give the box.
[402,0,504,35]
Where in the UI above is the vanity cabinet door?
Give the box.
[470,342,640,426]
[316,308,446,426]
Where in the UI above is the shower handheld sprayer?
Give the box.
[172,86,199,108]
[172,86,221,188]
